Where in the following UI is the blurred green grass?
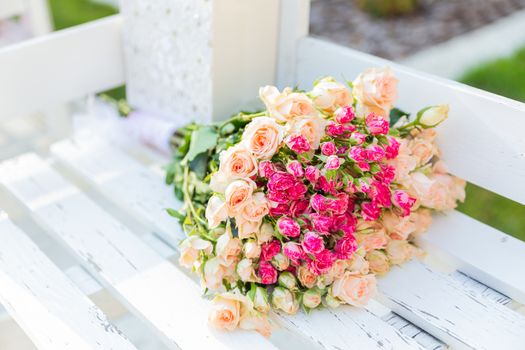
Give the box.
[457,46,525,241]
[47,1,525,240]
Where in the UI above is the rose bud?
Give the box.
[252,286,270,313]
[272,252,290,271]
[417,104,449,128]
[321,142,337,156]
[286,160,304,177]
[258,261,278,284]
[278,271,298,291]
[257,222,275,243]
[334,105,355,124]
[283,242,305,265]
[243,240,261,259]
[305,165,320,183]
[324,291,341,308]
[302,288,323,309]
[301,231,325,255]
[385,240,414,265]
[366,250,390,275]
[237,258,257,282]
[324,155,342,170]
[271,286,299,314]
[277,217,301,238]
[365,113,389,135]
[285,134,311,154]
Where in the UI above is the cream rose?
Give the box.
[243,240,261,259]
[239,313,272,338]
[347,254,370,275]
[271,286,299,314]
[257,222,274,243]
[218,144,257,179]
[353,67,398,118]
[386,240,414,265]
[241,117,285,159]
[356,221,389,252]
[259,86,316,122]
[237,219,261,240]
[409,138,436,166]
[215,230,242,267]
[224,179,255,214]
[297,265,317,288]
[205,195,228,228]
[332,273,377,307]
[418,104,449,128]
[287,114,326,150]
[178,236,213,268]
[203,257,226,291]
[311,77,353,113]
[237,258,258,282]
[366,250,390,275]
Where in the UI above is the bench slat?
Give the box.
[0,154,277,350]
[377,260,525,350]
[418,211,525,305]
[296,37,525,205]
[0,214,137,350]
[50,137,445,349]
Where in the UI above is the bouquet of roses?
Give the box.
[165,67,465,337]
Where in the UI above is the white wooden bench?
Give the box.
[0,1,524,349]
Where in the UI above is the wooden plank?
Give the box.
[0,214,137,350]
[51,137,182,245]
[295,37,525,204]
[50,137,444,349]
[418,211,525,305]
[377,260,525,350]
[0,15,125,118]
[0,154,278,350]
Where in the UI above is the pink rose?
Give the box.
[393,190,416,216]
[335,235,358,259]
[288,182,308,201]
[310,194,330,214]
[365,145,385,162]
[334,105,355,124]
[332,213,357,235]
[286,160,304,177]
[283,242,305,265]
[311,214,333,234]
[302,231,325,255]
[268,172,296,192]
[351,132,367,145]
[326,121,346,137]
[307,249,335,275]
[331,273,377,307]
[258,261,278,284]
[330,192,350,215]
[357,161,371,172]
[369,181,392,207]
[361,201,381,221]
[260,240,281,261]
[325,155,342,170]
[305,166,320,183]
[259,161,275,178]
[321,141,337,156]
[285,134,311,153]
[375,164,396,184]
[290,199,310,217]
[385,136,400,159]
[269,203,290,217]
[277,217,301,238]
[349,146,366,162]
[365,114,389,135]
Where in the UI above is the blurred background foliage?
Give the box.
[46,0,525,241]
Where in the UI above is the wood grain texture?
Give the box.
[295,37,525,204]
[0,214,137,350]
[0,154,277,350]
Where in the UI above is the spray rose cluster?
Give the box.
[172,67,465,337]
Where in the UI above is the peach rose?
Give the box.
[406,172,443,209]
[237,219,261,240]
[203,257,226,290]
[208,293,243,331]
[297,264,317,288]
[239,313,272,338]
[179,236,213,268]
[353,67,398,118]
[205,195,228,228]
[287,114,326,150]
[239,192,269,222]
[242,117,285,159]
[356,221,389,252]
[224,179,255,214]
[215,230,242,267]
[347,254,370,275]
[243,240,261,259]
[366,250,390,275]
[311,77,353,113]
[332,273,377,307]
[381,210,416,240]
[409,138,436,166]
[386,240,414,265]
[411,208,432,236]
[259,86,316,122]
[218,144,257,179]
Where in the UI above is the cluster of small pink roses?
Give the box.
[178,68,465,337]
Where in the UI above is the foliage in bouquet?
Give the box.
[165,67,465,336]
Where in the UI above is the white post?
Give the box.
[121,0,281,124]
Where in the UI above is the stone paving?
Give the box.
[311,0,525,60]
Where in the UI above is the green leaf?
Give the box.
[389,107,409,127]
[166,208,185,222]
[181,126,218,166]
